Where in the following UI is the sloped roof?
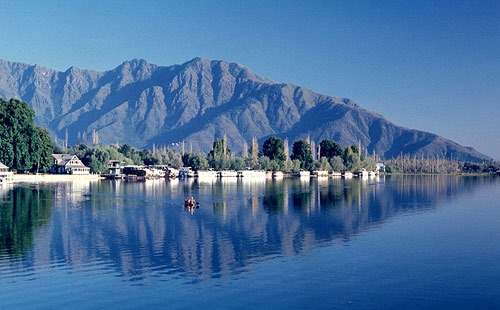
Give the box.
[52,154,88,168]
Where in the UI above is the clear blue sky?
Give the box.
[0,0,499,159]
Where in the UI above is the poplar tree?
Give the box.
[251,136,259,159]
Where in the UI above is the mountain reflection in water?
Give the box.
[0,175,495,283]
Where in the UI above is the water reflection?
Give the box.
[0,176,497,283]
[0,184,53,256]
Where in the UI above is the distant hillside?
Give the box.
[0,57,491,162]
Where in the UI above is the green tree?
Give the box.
[360,157,377,171]
[87,147,111,173]
[208,138,231,169]
[230,157,246,170]
[343,146,360,171]
[244,156,260,170]
[291,140,314,170]
[290,159,301,173]
[29,127,54,173]
[262,136,286,166]
[258,156,272,171]
[318,157,332,171]
[0,98,53,172]
[182,153,209,170]
[319,139,343,159]
[329,156,345,172]
[210,139,230,159]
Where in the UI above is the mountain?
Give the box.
[0,57,491,162]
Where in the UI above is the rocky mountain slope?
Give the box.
[0,57,490,161]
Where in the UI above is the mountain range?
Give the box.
[0,57,490,162]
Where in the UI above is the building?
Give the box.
[107,160,123,175]
[376,163,386,173]
[0,161,14,183]
[51,154,90,175]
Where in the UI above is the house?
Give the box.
[376,163,386,173]
[51,154,90,175]
[0,161,13,183]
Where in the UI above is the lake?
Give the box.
[1,175,499,309]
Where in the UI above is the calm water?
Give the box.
[1,175,500,309]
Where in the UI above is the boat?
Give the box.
[122,165,147,181]
[184,197,199,208]
[294,170,310,178]
[354,169,368,177]
[237,170,267,178]
[272,171,284,179]
[167,167,179,178]
[218,170,238,178]
[312,170,329,177]
[179,167,195,178]
[196,170,218,179]
[342,171,353,178]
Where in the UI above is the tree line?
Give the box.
[54,135,376,174]
[1,98,498,175]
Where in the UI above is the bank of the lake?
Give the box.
[11,173,102,183]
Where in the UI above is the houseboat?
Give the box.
[196,170,218,179]
[272,171,284,179]
[102,160,124,179]
[218,170,238,178]
[167,167,179,178]
[342,171,353,178]
[237,170,267,178]
[294,170,310,178]
[354,169,368,177]
[122,165,149,181]
[179,167,195,178]
[312,170,329,177]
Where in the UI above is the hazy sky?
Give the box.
[0,0,499,159]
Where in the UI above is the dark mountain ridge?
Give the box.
[0,57,491,162]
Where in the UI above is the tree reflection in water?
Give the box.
[0,175,496,282]
[0,185,53,256]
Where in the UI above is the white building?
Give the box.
[51,154,91,175]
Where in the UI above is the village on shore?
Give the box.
[0,152,384,184]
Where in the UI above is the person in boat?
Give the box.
[185,196,196,207]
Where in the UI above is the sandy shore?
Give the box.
[12,174,103,183]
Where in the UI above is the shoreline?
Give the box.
[5,172,497,184]
[12,174,103,183]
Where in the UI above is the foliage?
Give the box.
[291,140,314,170]
[319,139,343,159]
[30,127,56,173]
[318,157,332,171]
[182,153,209,170]
[230,157,246,170]
[262,136,287,166]
[64,139,498,175]
[329,156,345,172]
[4,98,495,176]
[208,138,231,168]
[384,154,499,174]
[0,98,53,173]
[209,138,230,159]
